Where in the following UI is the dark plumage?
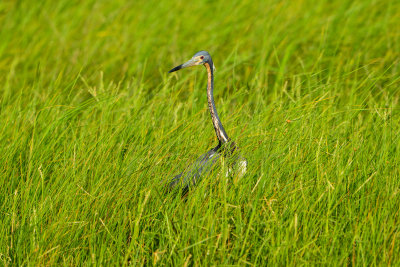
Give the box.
[168,144,221,193]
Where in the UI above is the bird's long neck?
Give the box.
[204,62,229,144]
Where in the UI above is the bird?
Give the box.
[167,51,247,194]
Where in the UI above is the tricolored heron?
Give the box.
[167,51,247,194]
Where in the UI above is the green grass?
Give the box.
[1,0,399,265]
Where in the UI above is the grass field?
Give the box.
[1,0,399,265]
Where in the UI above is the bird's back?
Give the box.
[168,145,221,194]
[167,142,247,194]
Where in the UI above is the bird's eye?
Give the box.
[200,56,204,59]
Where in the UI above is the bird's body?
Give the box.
[167,51,246,194]
[168,144,221,193]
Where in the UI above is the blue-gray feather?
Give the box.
[168,145,221,194]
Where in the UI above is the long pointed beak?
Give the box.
[168,58,198,73]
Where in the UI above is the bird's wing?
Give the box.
[168,147,220,193]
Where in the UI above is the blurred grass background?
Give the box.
[0,0,399,265]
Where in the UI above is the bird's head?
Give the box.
[168,51,214,73]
